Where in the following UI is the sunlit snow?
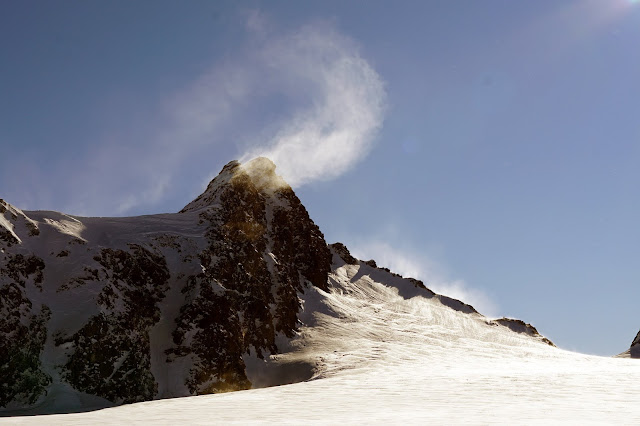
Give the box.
[4,260,640,424]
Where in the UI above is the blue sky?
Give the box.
[2,0,639,355]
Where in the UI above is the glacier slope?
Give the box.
[6,257,640,424]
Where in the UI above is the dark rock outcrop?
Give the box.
[55,244,170,404]
[620,330,640,358]
[330,243,358,265]
[168,158,331,394]
[632,330,640,348]
[614,330,640,358]
[0,200,51,407]
[493,318,555,346]
[0,157,331,409]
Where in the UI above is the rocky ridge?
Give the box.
[616,330,640,358]
[329,242,554,346]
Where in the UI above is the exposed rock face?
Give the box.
[620,330,640,358]
[168,158,331,394]
[614,330,640,358]
[55,244,171,404]
[0,201,51,407]
[613,331,640,358]
[493,318,555,347]
[330,243,358,265]
[0,295,50,407]
[0,158,331,409]
[632,330,640,348]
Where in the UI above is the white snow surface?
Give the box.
[4,257,640,425]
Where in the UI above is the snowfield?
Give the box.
[4,259,640,425]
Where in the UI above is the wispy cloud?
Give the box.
[349,240,499,317]
[2,15,385,216]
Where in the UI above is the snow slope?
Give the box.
[5,252,640,424]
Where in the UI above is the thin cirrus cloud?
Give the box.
[3,18,386,216]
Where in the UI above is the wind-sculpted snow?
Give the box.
[5,244,640,424]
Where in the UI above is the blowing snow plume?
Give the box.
[0,18,385,216]
[238,23,386,188]
[349,240,498,317]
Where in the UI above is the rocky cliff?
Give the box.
[0,157,330,410]
[617,330,640,358]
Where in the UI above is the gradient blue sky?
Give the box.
[2,0,639,355]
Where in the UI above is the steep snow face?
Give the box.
[6,245,640,424]
[179,160,241,213]
[0,158,331,411]
[0,199,41,246]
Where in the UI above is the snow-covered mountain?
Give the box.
[1,157,332,411]
[3,157,639,424]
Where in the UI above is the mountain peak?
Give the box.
[180,157,289,213]
[239,157,288,193]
